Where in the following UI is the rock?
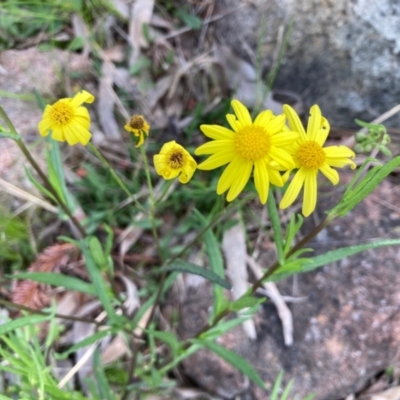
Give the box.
[213,0,400,128]
[174,172,400,399]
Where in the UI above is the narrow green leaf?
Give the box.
[229,295,263,312]
[271,370,284,400]
[280,379,294,400]
[56,329,113,359]
[145,329,181,358]
[302,239,400,273]
[24,167,57,204]
[284,214,303,254]
[270,239,400,281]
[11,272,96,295]
[193,209,225,317]
[93,349,116,400]
[331,156,400,216]
[160,259,231,289]
[0,314,51,336]
[190,338,266,389]
[81,238,116,319]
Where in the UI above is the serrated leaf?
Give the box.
[11,272,96,295]
[190,338,266,389]
[160,259,231,289]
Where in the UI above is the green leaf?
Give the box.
[270,239,400,281]
[160,259,231,289]
[56,330,113,359]
[81,238,116,319]
[11,272,96,295]
[271,370,283,400]
[89,236,108,271]
[93,349,117,400]
[284,213,303,254]
[190,338,266,389]
[176,9,202,30]
[146,329,181,359]
[0,314,51,336]
[330,155,400,217]
[193,209,225,317]
[24,167,58,205]
[229,295,263,312]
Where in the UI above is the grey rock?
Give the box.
[214,0,400,127]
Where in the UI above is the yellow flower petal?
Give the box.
[226,114,240,132]
[314,117,330,146]
[226,160,253,201]
[267,114,286,135]
[197,150,235,170]
[231,99,252,127]
[324,146,355,159]
[217,156,244,195]
[195,140,234,155]
[269,147,295,170]
[320,163,339,185]
[270,130,299,147]
[70,90,95,108]
[280,168,307,210]
[51,127,66,142]
[267,165,284,187]
[307,105,322,141]
[254,109,273,126]
[254,160,269,204]
[199,125,235,140]
[38,117,52,137]
[302,169,318,217]
[283,104,306,139]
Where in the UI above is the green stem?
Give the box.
[139,145,163,260]
[249,212,337,294]
[87,142,147,214]
[0,106,87,237]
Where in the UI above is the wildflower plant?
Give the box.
[1,90,400,400]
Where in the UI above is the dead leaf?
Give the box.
[97,60,120,139]
[371,387,400,400]
[222,215,257,340]
[128,0,155,66]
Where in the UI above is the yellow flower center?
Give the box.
[297,141,326,170]
[49,101,74,125]
[167,149,186,169]
[234,125,271,162]
[128,115,145,130]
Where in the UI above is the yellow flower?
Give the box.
[38,90,94,146]
[124,115,150,147]
[280,104,356,217]
[154,141,197,184]
[195,99,297,204]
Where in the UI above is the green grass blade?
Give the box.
[160,259,231,289]
[0,314,51,336]
[11,272,96,295]
[190,338,266,389]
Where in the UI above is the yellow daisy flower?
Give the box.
[195,99,297,204]
[279,104,356,217]
[38,90,94,146]
[124,115,150,147]
[154,141,197,184]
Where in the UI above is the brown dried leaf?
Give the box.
[12,243,79,309]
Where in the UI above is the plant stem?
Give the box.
[249,212,336,294]
[87,142,147,214]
